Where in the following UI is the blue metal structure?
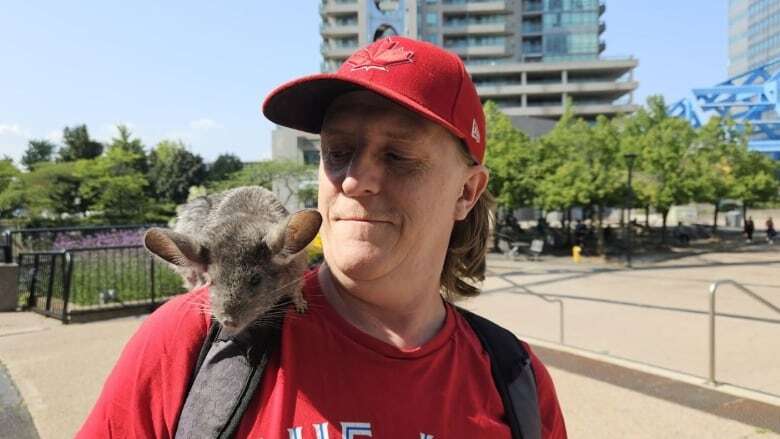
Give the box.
[668,59,780,157]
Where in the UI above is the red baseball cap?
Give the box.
[262,36,486,164]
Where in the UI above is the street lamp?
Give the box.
[624,152,638,268]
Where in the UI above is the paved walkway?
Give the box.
[474,246,780,397]
[0,249,779,438]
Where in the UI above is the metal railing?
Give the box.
[708,279,780,385]
[16,246,185,322]
[17,251,73,320]
[1,230,11,263]
[484,270,780,395]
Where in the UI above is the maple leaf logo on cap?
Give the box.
[347,38,414,72]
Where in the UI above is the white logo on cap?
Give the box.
[471,118,481,143]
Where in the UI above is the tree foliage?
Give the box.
[482,94,780,251]
[77,147,150,223]
[483,101,536,209]
[58,124,104,161]
[22,139,56,169]
[147,140,207,204]
[213,159,316,205]
[207,153,244,183]
[108,125,148,174]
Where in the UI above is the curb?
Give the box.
[527,338,780,433]
[0,361,40,439]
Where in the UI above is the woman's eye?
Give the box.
[323,149,352,165]
[386,152,405,162]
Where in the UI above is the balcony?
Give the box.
[447,44,509,57]
[320,0,359,15]
[499,102,639,118]
[321,23,360,37]
[522,22,543,34]
[320,41,359,58]
[476,80,638,99]
[441,1,510,14]
[441,22,510,35]
[524,2,543,14]
[522,44,543,54]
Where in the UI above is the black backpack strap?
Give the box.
[458,307,542,439]
[175,301,289,439]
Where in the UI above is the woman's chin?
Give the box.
[327,245,394,281]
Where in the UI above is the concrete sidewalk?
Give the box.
[476,248,780,396]
[1,249,779,438]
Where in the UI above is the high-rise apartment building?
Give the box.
[319,0,638,121]
[728,0,780,77]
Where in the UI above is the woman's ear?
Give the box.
[454,165,489,221]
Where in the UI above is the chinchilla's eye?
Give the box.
[249,273,263,287]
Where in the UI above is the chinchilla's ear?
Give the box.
[267,209,322,259]
[143,228,210,267]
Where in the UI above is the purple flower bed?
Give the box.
[53,229,145,249]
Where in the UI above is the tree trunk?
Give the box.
[644,205,650,229]
[491,207,501,253]
[565,207,572,245]
[597,204,605,256]
[742,202,748,222]
[712,202,720,233]
[661,210,669,244]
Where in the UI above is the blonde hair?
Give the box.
[440,142,495,301]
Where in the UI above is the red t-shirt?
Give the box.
[79,269,566,438]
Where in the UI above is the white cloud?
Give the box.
[189,118,222,131]
[0,124,24,137]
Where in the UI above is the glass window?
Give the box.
[303,150,320,166]
[426,12,438,25]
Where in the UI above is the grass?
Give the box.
[67,247,186,307]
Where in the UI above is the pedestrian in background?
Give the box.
[745,217,755,243]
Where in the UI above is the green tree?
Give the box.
[58,124,104,161]
[108,125,148,173]
[483,101,536,209]
[213,159,316,205]
[22,139,56,170]
[0,161,84,223]
[692,117,743,232]
[733,148,779,218]
[77,146,150,223]
[535,107,624,253]
[207,153,244,183]
[641,117,697,241]
[147,140,207,204]
[620,96,669,228]
[0,159,21,217]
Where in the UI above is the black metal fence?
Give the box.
[67,246,184,311]
[16,246,185,322]
[17,251,72,320]
[1,231,11,263]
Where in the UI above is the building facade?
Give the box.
[320,0,638,121]
[729,0,780,77]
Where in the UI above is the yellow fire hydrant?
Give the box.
[572,245,582,263]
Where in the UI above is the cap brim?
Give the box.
[262,73,467,143]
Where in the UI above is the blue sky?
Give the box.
[0,1,728,165]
